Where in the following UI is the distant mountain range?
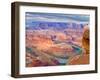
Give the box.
[26,21,85,30]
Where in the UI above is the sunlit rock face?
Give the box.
[82,25,89,54]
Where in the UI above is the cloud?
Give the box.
[25,12,89,23]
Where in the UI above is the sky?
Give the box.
[25,12,90,27]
